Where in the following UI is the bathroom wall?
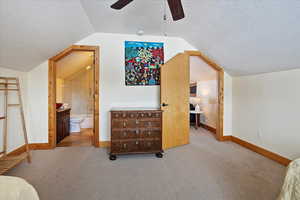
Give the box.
[56,78,64,103]
[63,68,93,115]
[56,51,94,116]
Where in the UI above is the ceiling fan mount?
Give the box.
[110,0,185,21]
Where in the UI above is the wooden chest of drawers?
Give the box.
[110,109,163,160]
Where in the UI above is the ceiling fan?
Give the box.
[110,0,185,21]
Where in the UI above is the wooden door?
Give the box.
[161,53,189,149]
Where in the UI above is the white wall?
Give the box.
[27,62,49,143]
[197,80,218,128]
[233,69,300,160]
[25,32,233,143]
[64,69,93,115]
[0,67,29,153]
[78,33,198,141]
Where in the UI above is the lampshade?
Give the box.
[194,97,201,105]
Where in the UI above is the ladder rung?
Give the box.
[0,77,17,80]
[0,83,17,85]
[0,117,5,120]
[8,104,20,107]
[0,89,19,91]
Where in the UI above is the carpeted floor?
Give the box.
[6,128,286,200]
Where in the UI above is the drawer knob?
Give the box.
[148,113,151,117]
[136,141,139,145]
[148,131,151,136]
[122,113,126,117]
[141,114,144,117]
[123,122,126,127]
[123,143,127,148]
[135,120,139,124]
[136,130,139,134]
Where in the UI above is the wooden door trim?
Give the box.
[185,50,224,141]
[48,45,100,148]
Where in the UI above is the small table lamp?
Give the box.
[194,97,201,112]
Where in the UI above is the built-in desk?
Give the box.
[190,110,204,129]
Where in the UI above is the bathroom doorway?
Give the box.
[48,45,100,148]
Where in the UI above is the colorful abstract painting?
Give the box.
[125,41,164,86]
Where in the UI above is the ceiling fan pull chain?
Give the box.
[162,0,168,36]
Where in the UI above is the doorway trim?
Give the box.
[48,45,100,148]
[185,50,225,141]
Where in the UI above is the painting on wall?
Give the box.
[125,41,164,86]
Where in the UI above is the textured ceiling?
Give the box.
[0,0,94,71]
[1,0,300,76]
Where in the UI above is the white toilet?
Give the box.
[70,116,84,133]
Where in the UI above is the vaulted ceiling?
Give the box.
[1,0,300,76]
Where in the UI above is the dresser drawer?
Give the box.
[140,129,161,139]
[112,112,137,119]
[111,140,141,153]
[138,112,161,119]
[111,141,122,153]
[111,129,140,140]
[140,140,161,151]
[138,120,161,128]
[111,119,139,129]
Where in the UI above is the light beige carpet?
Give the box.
[6,128,286,200]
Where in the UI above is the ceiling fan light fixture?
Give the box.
[136,30,144,36]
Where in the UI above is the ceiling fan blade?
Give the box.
[167,0,185,21]
[111,0,134,10]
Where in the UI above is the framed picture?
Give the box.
[190,83,197,97]
[125,41,164,86]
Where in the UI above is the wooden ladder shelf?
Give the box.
[0,77,31,174]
